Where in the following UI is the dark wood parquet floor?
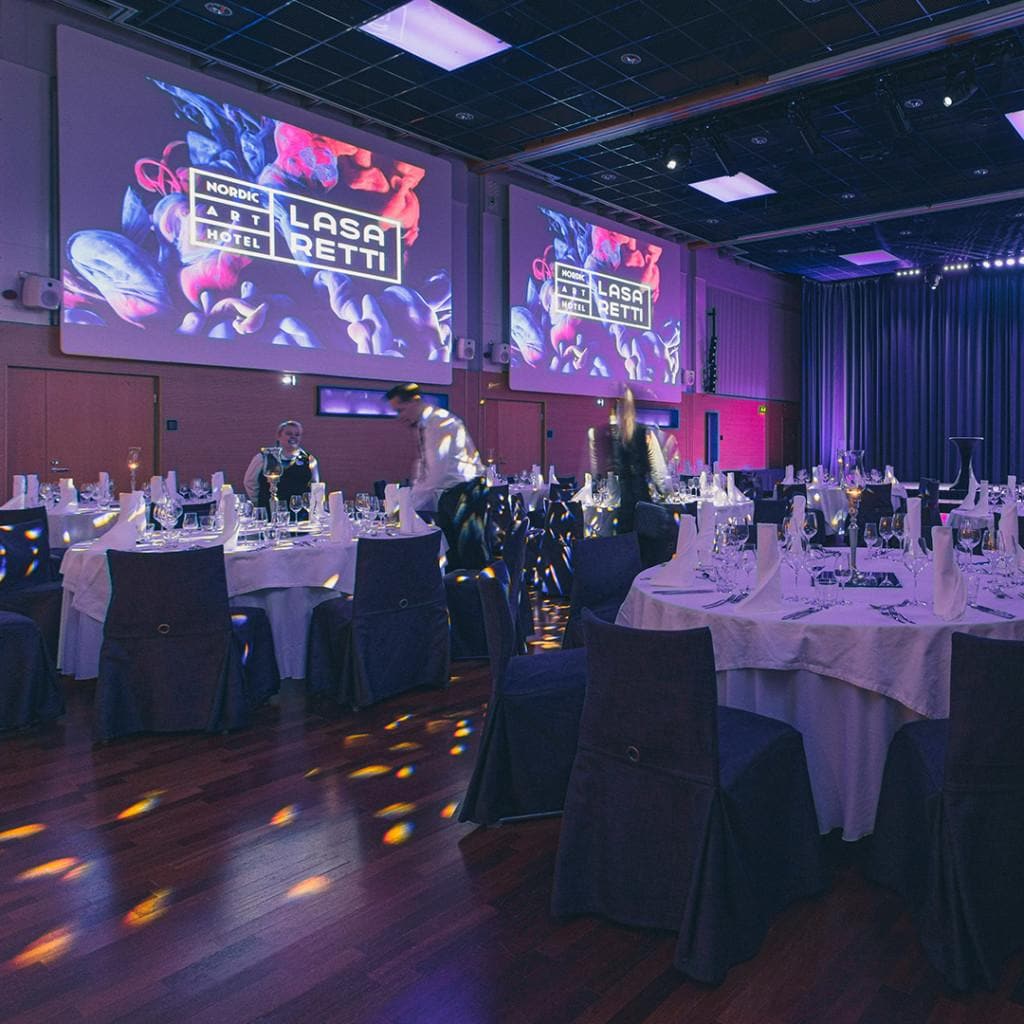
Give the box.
[2,596,1023,1024]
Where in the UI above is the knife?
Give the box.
[969,602,1016,620]
[782,606,822,620]
[651,588,715,595]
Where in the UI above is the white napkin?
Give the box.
[998,503,1024,570]
[216,490,240,551]
[713,460,721,475]
[788,495,807,542]
[955,475,979,512]
[2,475,26,509]
[726,472,737,502]
[571,473,593,505]
[91,492,146,551]
[165,471,177,496]
[695,502,717,560]
[977,480,990,513]
[738,524,783,612]
[398,485,424,535]
[812,464,823,484]
[26,475,39,504]
[713,489,728,507]
[699,470,709,495]
[606,473,621,503]
[1008,475,1017,496]
[56,478,78,512]
[330,491,352,542]
[546,465,557,485]
[310,481,326,518]
[884,464,896,483]
[649,514,698,585]
[906,497,922,545]
[98,471,110,490]
[384,483,400,516]
[783,464,795,484]
[149,475,164,502]
[932,526,966,621]
[211,471,225,492]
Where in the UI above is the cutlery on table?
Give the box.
[651,588,715,595]
[969,602,1016,620]
[781,606,823,620]
[702,596,735,609]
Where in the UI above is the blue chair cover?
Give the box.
[0,506,60,579]
[774,482,807,502]
[0,611,63,731]
[634,502,678,569]
[306,532,449,709]
[536,500,584,596]
[459,562,587,825]
[229,606,281,703]
[548,483,574,503]
[94,546,249,740]
[0,516,62,663]
[552,615,824,984]
[562,533,642,649]
[446,519,529,661]
[866,632,1024,992]
[435,478,491,571]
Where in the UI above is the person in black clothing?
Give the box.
[613,388,652,534]
[243,420,320,512]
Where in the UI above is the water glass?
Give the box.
[182,512,199,535]
[200,515,216,532]
[901,537,928,606]
[816,573,838,609]
[289,495,303,524]
[879,516,894,557]
[863,523,879,559]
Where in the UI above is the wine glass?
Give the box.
[901,536,928,606]
[802,514,818,545]
[289,494,303,526]
[154,499,180,544]
[879,515,894,558]
[302,492,311,522]
[863,523,880,561]
[957,521,981,568]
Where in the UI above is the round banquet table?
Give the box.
[657,497,755,528]
[47,505,121,548]
[58,526,443,680]
[509,483,547,511]
[617,554,1024,840]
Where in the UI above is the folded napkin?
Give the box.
[2,475,26,509]
[98,471,110,490]
[727,473,738,502]
[977,480,990,514]
[712,460,721,475]
[738,524,783,613]
[398,485,427,535]
[165,471,177,497]
[384,482,400,516]
[884,464,897,483]
[906,497,922,545]
[330,491,352,542]
[788,495,806,542]
[955,475,979,512]
[1008,475,1017,496]
[26,474,39,504]
[699,470,709,495]
[211,471,225,492]
[783,464,795,484]
[571,473,593,505]
[92,492,146,551]
[713,489,728,507]
[55,478,78,512]
[695,501,717,561]
[606,473,621,503]
[998,502,1024,569]
[310,481,326,518]
[216,490,240,551]
[149,475,164,502]
[812,464,823,484]
[548,465,558,484]
[932,526,966,620]
[649,514,698,585]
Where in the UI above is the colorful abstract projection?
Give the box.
[57,28,453,384]
[507,184,683,402]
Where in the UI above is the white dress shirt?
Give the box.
[243,449,320,501]
[411,405,484,511]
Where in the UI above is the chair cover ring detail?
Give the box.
[157,623,171,635]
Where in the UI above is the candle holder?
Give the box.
[844,484,863,574]
[127,447,142,492]
[260,445,284,519]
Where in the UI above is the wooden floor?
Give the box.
[2,597,1023,1024]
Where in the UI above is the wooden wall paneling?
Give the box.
[6,367,48,489]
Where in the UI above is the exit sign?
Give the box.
[758,405,767,416]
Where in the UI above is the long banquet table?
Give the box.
[617,553,1024,839]
[58,526,443,680]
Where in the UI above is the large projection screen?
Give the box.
[507,185,682,401]
[57,27,453,385]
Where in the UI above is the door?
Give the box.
[480,400,544,476]
[7,367,157,494]
[705,411,720,466]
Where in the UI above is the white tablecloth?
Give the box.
[656,497,754,527]
[48,506,120,548]
[618,555,1024,839]
[58,527,441,680]
[509,483,547,511]
[807,484,906,534]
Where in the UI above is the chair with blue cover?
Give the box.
[548,483,575,503]
[535,500,584,597]
[0,515,63,663]
[306,531,449,710]
[552,615,825,984]
[435,477,491,571]
[0,505,62,577]
[562,533,642,649]
[774,482,807,502]
[0,611,64,732]
[228,606,281,703]
[866,632,1024,992]
[459,562,588,825]
[94,546,250,741]
[634,502,678,569]
[446,519,528,660]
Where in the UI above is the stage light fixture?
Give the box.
[995,258,1005,267]
[928,270,943,291]
[1008,258,1017,266]
[983,260,991,268]
[664,138,692,171]
[943,61,977,108]
[875,75,913,135]
[786,98,823,155]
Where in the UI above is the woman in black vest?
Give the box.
[244,420,320,513]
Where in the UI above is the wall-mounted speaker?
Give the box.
[455,336,476,361]
[19,273,63,310]
[489,341,511,365]
[683,369,696,387]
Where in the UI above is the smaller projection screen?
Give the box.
[507,185,682,401]
[57,27,453,384]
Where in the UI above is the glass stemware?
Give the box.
[879,516,894,558]
[901,537,928,606]
[289,495,303,526]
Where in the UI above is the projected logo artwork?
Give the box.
[62,77,451,365]
[510,203,679,390]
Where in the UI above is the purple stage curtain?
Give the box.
[801,275,1024,481]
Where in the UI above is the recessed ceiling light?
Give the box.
[973,167,989,176]
[360,0,510,72]
[903,97,924,109]
[454,111,475,121]
[688,172,776,203]
[620,53,642,65]
[204,2,233,14]
[840,249,899,266]
[840,191,856,200]
[750,133,769,145]
[705,217,720,224]
[598,172,618,182]
[898,229,913,236]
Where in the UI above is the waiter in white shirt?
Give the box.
[386,383,484,512]
[243,419,320,509]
